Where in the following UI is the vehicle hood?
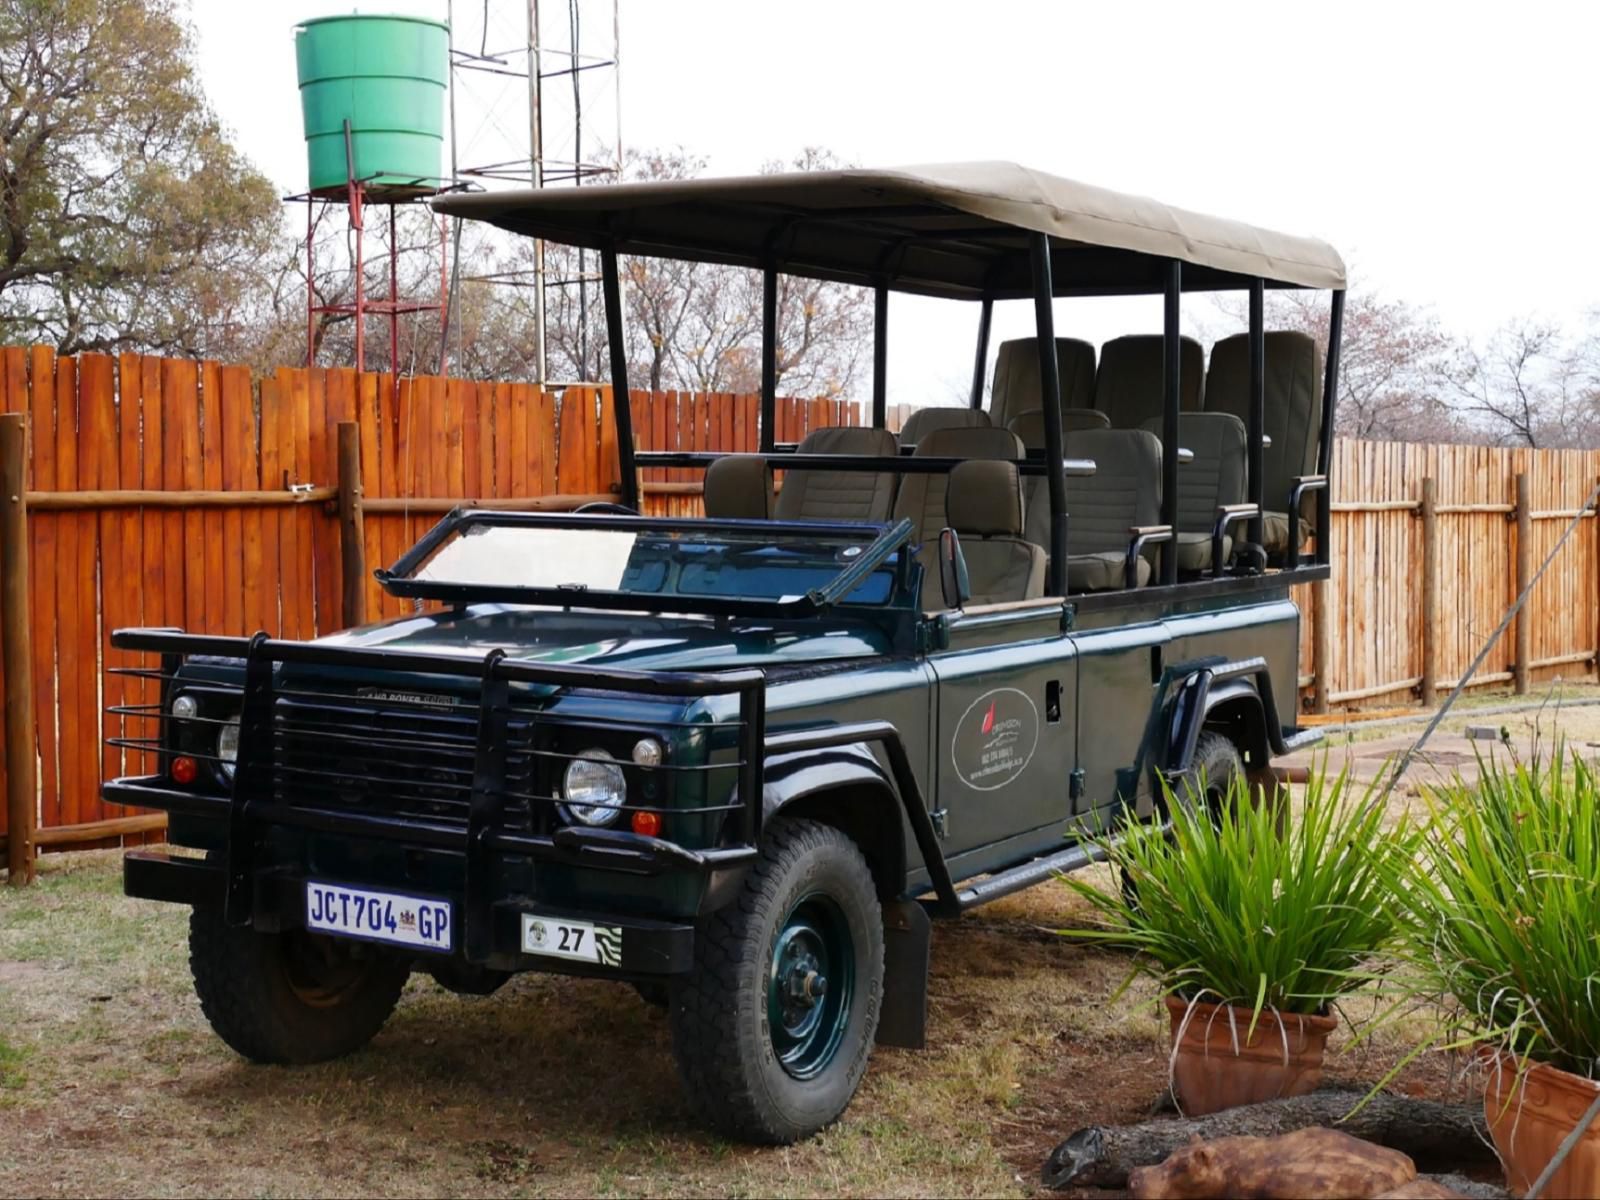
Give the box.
[313,604,892,672]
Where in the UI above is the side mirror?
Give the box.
[938,527,971,609]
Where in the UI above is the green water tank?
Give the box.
[295,14,449,197]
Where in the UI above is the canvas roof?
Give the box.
[434,161,1346,300]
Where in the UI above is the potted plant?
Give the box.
[1061,760,1414,1116]
[1390,748,1600,1196]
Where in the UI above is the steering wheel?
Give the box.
[572,501,640,516]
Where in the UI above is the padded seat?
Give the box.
[897,406,991,446]
[702,454,772,519]
[1095,334,1205,427]
[1205,331,1323,554]
[989,337,1096,431]
[895,427,1024,607]
[772,426,899,523]
[1007,408,1110,448]
[943,460,1045,607]
[1023,428,1163,591]
[1140,413,1247,572]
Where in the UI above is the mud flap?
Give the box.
[875,899,930,1049]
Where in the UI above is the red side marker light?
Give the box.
[170,755,198,785]
[631,810,662,838]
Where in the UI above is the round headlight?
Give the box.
[170,694,199,720]
[632,737,664,768]
[562,749,625,826]
[216,716,240,780]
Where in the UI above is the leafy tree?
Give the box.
[0,0,280,355]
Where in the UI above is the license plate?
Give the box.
[521,914,622,967]
[304,880,453,954]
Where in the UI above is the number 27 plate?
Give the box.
[521,913,623,967]
[305,881,453,953]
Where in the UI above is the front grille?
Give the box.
[270,692,538,829]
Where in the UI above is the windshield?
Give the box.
[402,520,905,607]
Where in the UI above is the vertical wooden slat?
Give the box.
[52,356,85,825]
[79,355,119,824]
[1420,476,1437,707]
[259,378,285,637]
[357,373,385,618]
[200,362,225,633]
[1515,471,1531,695]
[219,366,248,636]
[307,368,335,633]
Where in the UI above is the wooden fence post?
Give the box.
[337,421,366,630]
[1419,476,1438,707]
[1312,578,1331,714]
[1,414,36,885]
[1514,471,1531,695]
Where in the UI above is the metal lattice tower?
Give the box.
[446,0,622,385]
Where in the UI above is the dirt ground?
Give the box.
[4,688,1575,1199]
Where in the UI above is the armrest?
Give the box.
[1062,457,1097,478]
[1211,503,1261,575]
[1126,524,1174,589]
[1285,476,1328,568]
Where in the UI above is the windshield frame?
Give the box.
[375,509,919,617]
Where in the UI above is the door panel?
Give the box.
[928,605,1077,860]
[1070,616,1172,830]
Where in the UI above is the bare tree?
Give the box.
[1207,283,1461,442]
[1443,318,1600,448]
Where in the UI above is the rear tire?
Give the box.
[189,905,410,1065]
[668,818,884,1144]
[1122,731,1243,902]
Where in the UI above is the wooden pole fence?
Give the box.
[24,487,340,510]
[1,414,36,884]
[1419,476,1438,708]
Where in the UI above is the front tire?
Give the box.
[668,818,884,1144]
[189,905,410,1065]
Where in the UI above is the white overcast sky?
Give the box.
[191,0,1600,405]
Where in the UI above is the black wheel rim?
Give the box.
[767,892,854,1081]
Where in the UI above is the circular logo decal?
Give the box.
[950,687,1040,791]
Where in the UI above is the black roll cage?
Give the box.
[593,224,1344,596]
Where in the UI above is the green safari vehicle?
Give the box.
[106,162,1346,1143]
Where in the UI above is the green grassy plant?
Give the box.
[1060,765,1417,1022]
[1394,747,1600,1079]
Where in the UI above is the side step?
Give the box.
[956,840,1111,910]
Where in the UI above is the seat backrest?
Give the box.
[944,460,1045,607]
[1096,334,1205,427]
[892,426,1024,549]
[702,454,771,520]
[989,337,1096,431]
[773,426,899,523]
[1204,331,1323,510]
[1024,428,1162,553]
[1007,407,1110,449]
[898,405,991,447]
[1139,413,1247,533]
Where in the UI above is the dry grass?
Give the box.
[0,846,1473,1199]
[0,851,1171,1199]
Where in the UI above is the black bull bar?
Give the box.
[102,628,768,957]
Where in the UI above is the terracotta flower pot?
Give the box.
[1482,1051,1600,1198]
[1165,995,1337,1115]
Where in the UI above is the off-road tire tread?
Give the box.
[188,904,408,1065]
[668,818,882,1144]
